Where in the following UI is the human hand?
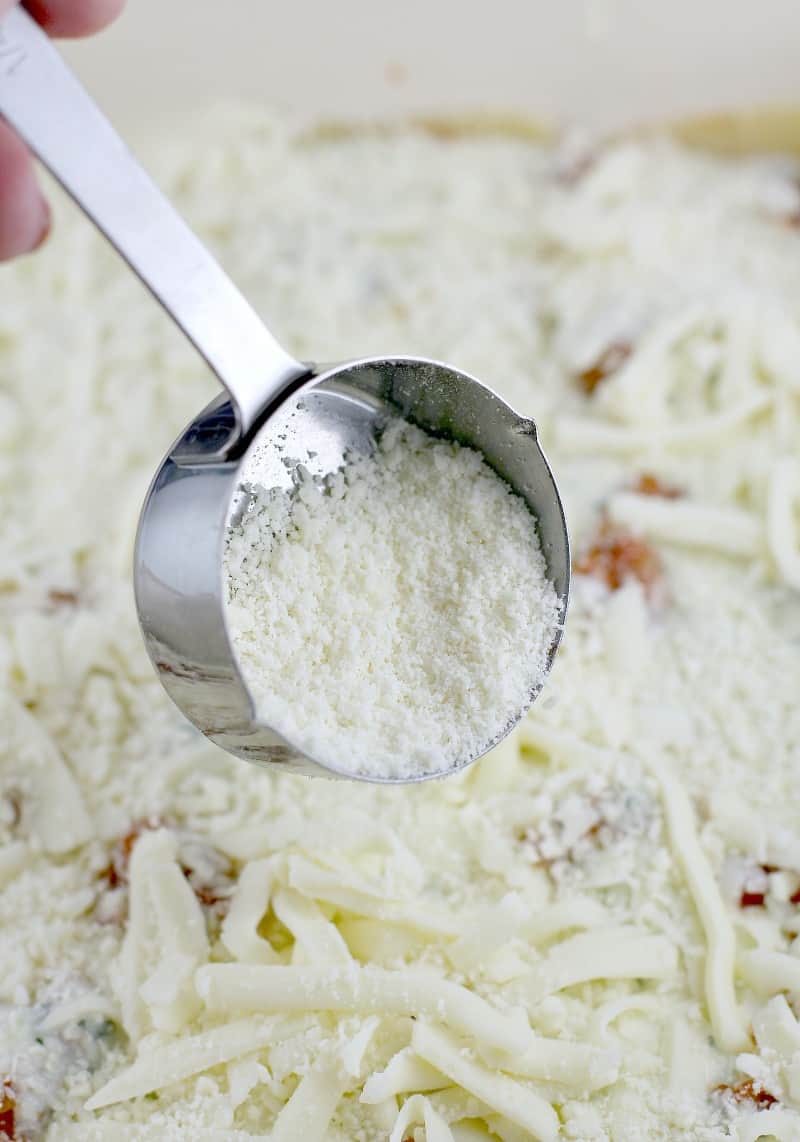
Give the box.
[0,0,124,260]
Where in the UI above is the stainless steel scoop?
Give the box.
[0,7,570,782]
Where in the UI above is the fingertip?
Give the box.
[24,0,126,38]
[0,124,51,261]
[31,195,52,250]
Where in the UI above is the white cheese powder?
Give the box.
[224,419,561,779]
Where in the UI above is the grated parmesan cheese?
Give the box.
[224,419,561,779]
[2,109,800,1140]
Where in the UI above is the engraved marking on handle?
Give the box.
[0,27,26,77]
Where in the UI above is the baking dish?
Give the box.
[60,0,800,142]
[3,3,800,1140]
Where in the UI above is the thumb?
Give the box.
[0,122,50,260]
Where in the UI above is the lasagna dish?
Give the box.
[1,110,800,1141]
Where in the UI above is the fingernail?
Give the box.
[32,196,52,251]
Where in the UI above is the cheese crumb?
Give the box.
[224,419,561,778]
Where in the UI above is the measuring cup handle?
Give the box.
[0,6,306,442]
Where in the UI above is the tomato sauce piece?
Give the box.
[576,341,631,395]
[99,816,169,889]
[99,819,234,919]
[573,522,662,595]
[632,473,683,499]
[0,1081,16,1141]
[739,890,766,908]
[716,1079,778,1108]
[790,886,800,905]
[181,854,235,918]
[48,588,79,607]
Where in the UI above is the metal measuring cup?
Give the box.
[0,7,570,781]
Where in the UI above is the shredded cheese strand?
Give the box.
[767,457,800,589]
[411,1023,559,1142]
[114,829,209,1043]
[85,1017,287,1109]
[4,694,92,854]
[272,887,352,965]
[514,927,677,1005]
[656,769,749,1051]
[739,950,800,995]
[220,858,282,965]
[554,394,772,455]
[481,1038,620,1093]
[389,1094,455,1142]
[196,963,533,1053]
[262,1057,346,1142]
[607,494,762,558]
[361,1048,446,1104]
[287,855,460,937]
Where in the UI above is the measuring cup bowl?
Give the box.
[134,355,570,782]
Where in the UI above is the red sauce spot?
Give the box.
[181,860,235,918]
[632,473,684,499]
[574,522,663,595]
[0,1081,16,1141]
[576,341,632,395]
[99,819,234,920]
[716,1079,778,1108]
[790,886,800,906]
[48,588,79,607]
[98,816,169,890]
[740,891,766,909]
